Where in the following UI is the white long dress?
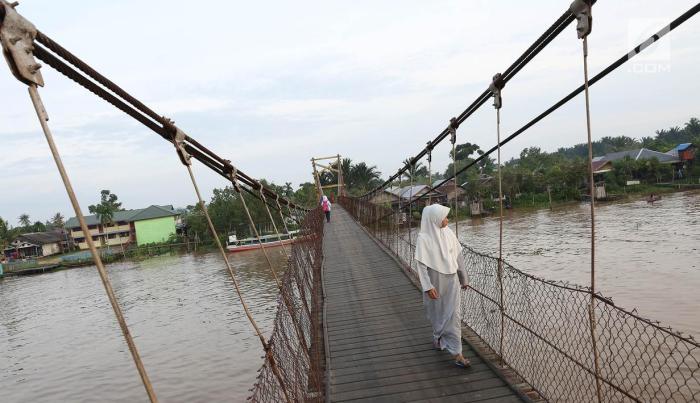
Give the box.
[413,204,469,356]
[417,260,468,355]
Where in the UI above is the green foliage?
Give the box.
[319,158,383,196]
[18,214,30,227]
[88,189,123,225]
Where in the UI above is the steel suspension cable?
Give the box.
[448,118,459,235]
[26,85,158,402]
[570,1,603,401]
[28,36,306,214]
[226,170,311,357]
[397,3,700,210]
[170,135,292,403]
[427,143,433,205]
[408,162,414,268]
[258,187,289,258]
[489,72,507,365]
[364,4,591,199]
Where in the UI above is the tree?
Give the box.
[88,190,123,226]
[51,212,65,227]
[0,217,9,248]
[18,214,31,228]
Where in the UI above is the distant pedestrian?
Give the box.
[414,204,470,368]
[321,195,332,223]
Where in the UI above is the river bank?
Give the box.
[458,189,700,336]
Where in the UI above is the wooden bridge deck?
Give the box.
[322,207,525,403]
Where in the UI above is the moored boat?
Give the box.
[226,230,299,252]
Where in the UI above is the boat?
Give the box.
[226,230,299,252]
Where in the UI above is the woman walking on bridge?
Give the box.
[415,204,470,368]
[321,195,331,223]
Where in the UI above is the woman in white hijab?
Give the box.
[414,203,470,368]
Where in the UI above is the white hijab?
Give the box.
[414,204,462,275]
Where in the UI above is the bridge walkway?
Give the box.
[322,207,525,402]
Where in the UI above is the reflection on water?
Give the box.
[0,248,287,402]
[458,190,700,336]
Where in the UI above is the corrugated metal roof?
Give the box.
[65,205,177,229]
[18,230,67,245]
[594,148,680,165]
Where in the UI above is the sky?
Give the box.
[1,0,699,224]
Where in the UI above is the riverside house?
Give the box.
[65,205,180,250]
[2,229,71,258]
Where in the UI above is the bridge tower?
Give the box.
[310,154,344,201]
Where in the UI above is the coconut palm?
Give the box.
[18,214,30,228]
[51,212,65,227]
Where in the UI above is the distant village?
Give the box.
[2,205,182,263]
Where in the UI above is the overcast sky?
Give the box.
[1,0,698,224]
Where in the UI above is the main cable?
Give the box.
[364,3,588,198]
[401,3,700,208]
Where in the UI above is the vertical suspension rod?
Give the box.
[28,85,159,403]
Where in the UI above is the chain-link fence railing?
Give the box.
[248,208,325,402]
[339,196,700,402]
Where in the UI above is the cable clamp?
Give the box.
[489,73,504,110]
[164,118,192,166]
[427,142,432,164]
[570,0,592,39]
[223,160,239,187]
[448,117,458,144]
[0,1,44,86]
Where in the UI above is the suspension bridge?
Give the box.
[1,1,699,402]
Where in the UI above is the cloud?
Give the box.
[1,0,699,221]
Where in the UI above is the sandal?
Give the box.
[454,358,471,368]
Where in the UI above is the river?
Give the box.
[1,191,698,402]
[0,250,286,402]
[458,189,700,336]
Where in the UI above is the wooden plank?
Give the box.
[323,208,523,403]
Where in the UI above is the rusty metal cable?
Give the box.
[27,85,158,403]
[170,138,293,403]
[388,3,700,210]
[571,0,603,399]
[227,172,312,359]
[363,4,585,199]
[30,39,305,212]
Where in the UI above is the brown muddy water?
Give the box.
[458,189,700,336]
[0,249,287,402]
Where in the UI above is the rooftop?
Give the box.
[65,205,178,228]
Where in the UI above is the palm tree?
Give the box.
[401,159,426,181]
[18,214,30,228]
[88,190,123,251]
[51,212,65,227]
[351,162,382,191]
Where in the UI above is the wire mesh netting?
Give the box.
[339,196,700,402]
[248,208,325,402]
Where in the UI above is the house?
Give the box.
[591,147,681,175]
[369,187,401,205]
[666,143,696,162]
[65,205,180,249]
[2,230,70,258]
[432,179,466,205]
